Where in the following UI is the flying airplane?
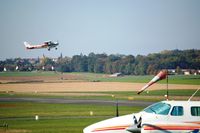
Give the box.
[24,41,59,51]
[83,71,200,133]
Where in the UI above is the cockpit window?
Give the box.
[191,107,200,116]
[171,106,183,116]
[144,102,171,115]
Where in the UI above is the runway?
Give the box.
[0,97,154,107]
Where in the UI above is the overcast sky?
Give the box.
[0,0,200,60]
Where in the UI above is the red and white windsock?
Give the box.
[137,70,167,95]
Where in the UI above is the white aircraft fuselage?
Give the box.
[84,101,200,133]
[24,41,59,51]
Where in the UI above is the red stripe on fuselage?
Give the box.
[144,125,200,130]
[92,125,130,132]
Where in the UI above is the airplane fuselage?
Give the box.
[24,41,59,51]
[84,101,200,133]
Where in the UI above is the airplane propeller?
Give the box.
[56,40,59,44]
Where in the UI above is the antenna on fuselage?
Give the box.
[188,88,200,101]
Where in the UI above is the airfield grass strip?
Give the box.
[1,72,200,84]
[0,71,58,77]
[0,102,143,133]
[0,102,143,118]
[0,118,105,133]
[0,89,199,101]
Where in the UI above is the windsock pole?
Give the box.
[166,70,169,100]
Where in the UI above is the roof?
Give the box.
[162,100,200,106]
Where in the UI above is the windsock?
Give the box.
[137,70,167,95]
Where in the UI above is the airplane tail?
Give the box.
[24,42,31,48]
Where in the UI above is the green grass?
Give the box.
[0,72,199,133]
[104,89,200,96]
[0,71,58,77]
[68,72,200,85]
[94,75,200,85]
[92,75,153,83]
[1,72,200,84]
[0,102,143,133]
[0,89,199,101]
[0,118,103,133]
[0,102,142,118]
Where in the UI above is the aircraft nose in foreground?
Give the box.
[83,114,134,133]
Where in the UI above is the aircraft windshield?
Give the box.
[144,102,171,115]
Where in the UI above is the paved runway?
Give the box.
[0,97,154,107]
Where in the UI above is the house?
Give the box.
[109,73,122,77]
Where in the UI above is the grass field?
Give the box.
[0,72,200,84]
[0,102,143,118]
[96,75,200,85]
[0,89,199,101]
[0,102,143,133]
[77,72,200,85]
[0,118,103,133]
[0,72,199,133]
[0,71,57,77]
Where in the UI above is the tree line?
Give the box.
[0,49,200,75]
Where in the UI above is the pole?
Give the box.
[166,70,169,100]
[116,99,119,117]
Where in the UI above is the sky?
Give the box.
[0,0,200,60]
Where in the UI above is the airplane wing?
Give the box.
[46,41,59,50]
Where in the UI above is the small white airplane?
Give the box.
[24,41,59,51]
[84,70,200,133]
[84,100,200,133]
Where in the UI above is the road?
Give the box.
[0,97,154,107]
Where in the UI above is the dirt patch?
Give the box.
[0,104,16,108]
[0,129,30,133]
[40,92,109,96]
[0,82,199,93]
[0,74,86,84]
